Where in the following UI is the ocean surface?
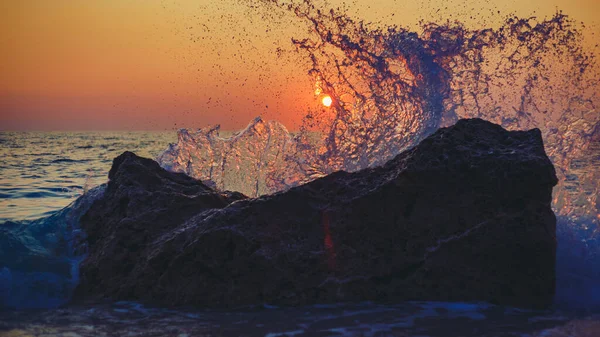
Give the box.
[2,300,599,337]
[0,131,176,222]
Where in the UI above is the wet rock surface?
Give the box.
[74,118,558,309]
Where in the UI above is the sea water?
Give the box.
[0,131,175,222]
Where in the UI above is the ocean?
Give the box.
[0,131,175,222]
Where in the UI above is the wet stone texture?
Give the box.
[73,118,558,310]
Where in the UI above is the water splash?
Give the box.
[157,117,314,196]
[160,2,599,221]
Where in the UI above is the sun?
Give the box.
[322,95,333,107]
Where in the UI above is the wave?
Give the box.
[0,185,105,309]
[50,158,92,164]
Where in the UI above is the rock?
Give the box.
[73,153,246,301]
[74,118,558,309]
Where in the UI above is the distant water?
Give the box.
[0,131,176,222]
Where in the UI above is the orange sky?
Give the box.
[1,0,599,131]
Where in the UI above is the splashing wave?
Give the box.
[159,2,599,221]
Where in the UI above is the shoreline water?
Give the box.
[1,300,598,337]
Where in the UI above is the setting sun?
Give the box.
[322,95,333,107]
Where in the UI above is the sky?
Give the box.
[1,0,599,131]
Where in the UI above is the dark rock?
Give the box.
[73,153,246,301]
[74,118,558,309]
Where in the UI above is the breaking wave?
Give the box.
[0,186,105,309]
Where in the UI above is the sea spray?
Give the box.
[160,1,599,220]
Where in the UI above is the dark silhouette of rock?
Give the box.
[74,118,558,309]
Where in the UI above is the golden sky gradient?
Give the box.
[1,0,599,130]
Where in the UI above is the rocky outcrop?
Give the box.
[74,118,558,309]
[73,154,246,302]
